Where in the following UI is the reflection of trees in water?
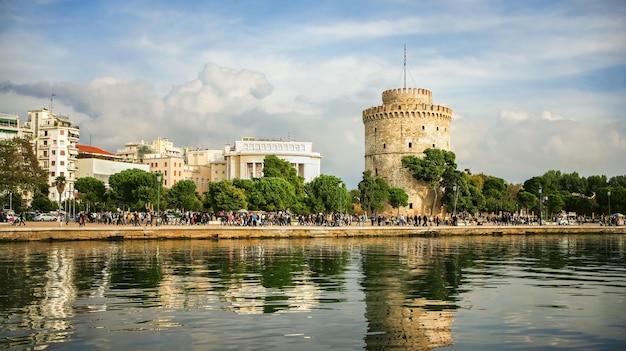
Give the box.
[1,236,623,350]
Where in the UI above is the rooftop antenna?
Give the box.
[49,93,55,113]
[403,44,407,89]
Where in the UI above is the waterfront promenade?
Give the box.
[1,221,624,241]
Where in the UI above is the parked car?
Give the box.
[35,213,58,221]
[558,219,569,225]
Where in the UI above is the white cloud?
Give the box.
[0,0,624,188]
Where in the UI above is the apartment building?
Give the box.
[23,108,80,202]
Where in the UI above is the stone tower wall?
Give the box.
[363,88,453,217]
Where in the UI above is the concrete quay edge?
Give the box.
[0,223,624,242]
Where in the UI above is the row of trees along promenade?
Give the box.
[1,137,625,226]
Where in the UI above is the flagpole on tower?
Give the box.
[403,44,407,89]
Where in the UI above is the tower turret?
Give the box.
[362,86,453,216]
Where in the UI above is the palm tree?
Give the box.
[55,176,66,223]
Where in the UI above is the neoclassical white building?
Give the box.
[224,137,322,182]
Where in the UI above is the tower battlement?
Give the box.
[382,88,432,105]
[362,104,453,120]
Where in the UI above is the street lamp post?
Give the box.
[538,186,543,226]
[156,173,162,226]
[606,190,611,225]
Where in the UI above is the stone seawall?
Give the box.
[0,224,624,242]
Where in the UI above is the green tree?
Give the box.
[586,175,607,196]
[402,148,457,216]
[248,177,295,212]
[516,191,537,215]
[388,187,408,217]
[0,137,47,195]
[55,176,66,219]
[203,180,247,212]
[108,168,157,210]
[168,180,201,211]
[358,170,389,217]
[546,193,565,218]
[137,145,153,160]
[30,195,56,212]
[263,154,306,212]
[74,177,106,209]
[304,175,346,214]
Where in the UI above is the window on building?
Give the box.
[383,143,386,149]
[53,140,57,145]
[44,131,48,136]
[436,126,439,131]
[60,130,64,135]
[375,168,378,176]
[432,144,435,148]
[164,171,167,176]
[165,162,167,167]
[43,161,48,168]
[60,150,65,155]
[51,161,56,166]
[408,142,412,148]
[409,203,413,209]
[43,140,47,146]
[43,151,48,157]
[51,171,55,177]
[60,172,64,177]
[52,150,56,155]
[422,125,425,130]
[60,161,65,166]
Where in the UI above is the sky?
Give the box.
[1,0,624,189]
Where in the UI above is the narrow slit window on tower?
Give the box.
[436,126,439,131]
[422,125,425,130]
[383,143,386,149]
[408,142,412,148]
[409,203,413,209]
[432,144,435,148]
[375,168,378,176]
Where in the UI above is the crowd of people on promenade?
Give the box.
[3,208,621,227]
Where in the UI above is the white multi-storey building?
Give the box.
[224,137,321,182]
[0,113,23,140]
[23,108,80,202]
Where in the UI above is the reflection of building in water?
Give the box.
[363,241,454,350]
[222,278,321,315]
[154,243,322,315]
[21,248,76,346]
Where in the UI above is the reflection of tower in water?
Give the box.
[362,241,454,350]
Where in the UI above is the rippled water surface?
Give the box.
[1,234,625,350]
